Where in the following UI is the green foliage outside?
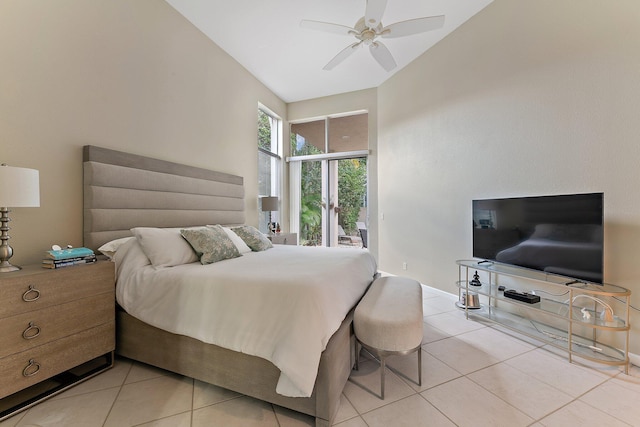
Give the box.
[300,168,322,245]
[338,158,367,235]
[258,110,272,151]
[293,133,323,245]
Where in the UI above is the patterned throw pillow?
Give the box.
[180,225,241,264]
[231,225,273,252]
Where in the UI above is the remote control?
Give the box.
[504,289,540,304]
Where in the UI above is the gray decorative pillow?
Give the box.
[231,225,273,251]
[180,225,241,264]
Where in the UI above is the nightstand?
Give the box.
[268,232,297,245]
[0,261,115,420]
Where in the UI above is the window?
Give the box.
[290,113,368,156]
[291,120,325,156]
[258,107,282,233]
[288,112,369,247]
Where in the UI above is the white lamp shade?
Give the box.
[0,165,40,207]
[260,196,278,212]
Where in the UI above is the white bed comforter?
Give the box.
[115,241,377,397]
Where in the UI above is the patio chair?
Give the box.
[356,222,367,248]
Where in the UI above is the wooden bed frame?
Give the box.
[82,145,367,426]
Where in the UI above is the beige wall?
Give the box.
[0,0,285,266]
[378,0,640,354]
[288,89,379,259]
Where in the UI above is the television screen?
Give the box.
[472,193,603,283]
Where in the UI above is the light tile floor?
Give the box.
[2,286,639,427]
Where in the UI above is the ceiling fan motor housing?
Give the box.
[355,17,382,45]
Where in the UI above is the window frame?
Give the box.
[257,105,283,234]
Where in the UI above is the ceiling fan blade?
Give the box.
[381,15,445,38]
[369,41,396,72]
[300,20,356,36]
[323,42,363,70]
[365,0,387,29]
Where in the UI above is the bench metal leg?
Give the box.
[381,349,420,399]
[418,348,422,387]
[380,356,386,400]
[354,339,359,371]
[357,342,422,400]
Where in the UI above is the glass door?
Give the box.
[298,159,323,246]
[333,157,367,248]
[294,157,367,248]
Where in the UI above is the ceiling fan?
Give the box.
[300,0,445,72]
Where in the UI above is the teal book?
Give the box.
[45,247,95,260]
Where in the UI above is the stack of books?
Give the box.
[42,247,97,269]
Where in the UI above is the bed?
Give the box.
[82,145,377,426]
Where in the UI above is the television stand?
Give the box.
[456,260,631,373]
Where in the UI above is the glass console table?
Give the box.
[456,260,631,373]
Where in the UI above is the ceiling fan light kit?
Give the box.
[301,0,445,72]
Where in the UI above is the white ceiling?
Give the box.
[165,0,493,103]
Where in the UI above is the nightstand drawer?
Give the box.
[0,262,113,319]
[0,322,114,399]
[0,292,114,358]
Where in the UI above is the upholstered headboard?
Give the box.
[83,145,245,250]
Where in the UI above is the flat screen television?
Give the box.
[472,193,604,284]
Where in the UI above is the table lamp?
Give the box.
[0,164,40,272]
[260,196,278,234]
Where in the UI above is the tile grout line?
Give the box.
[101,359,134,427]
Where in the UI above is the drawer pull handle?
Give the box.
[22,322,41,340]
[22,285,41,302]
[22,359,41,377]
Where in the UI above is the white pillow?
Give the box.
[131,227,199,268]
[218,226,252,254]
[98,236,135,260]
[114,237,151,272]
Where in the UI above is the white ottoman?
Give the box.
[354,276,423,399]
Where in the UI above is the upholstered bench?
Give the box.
[354,276,423,399]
